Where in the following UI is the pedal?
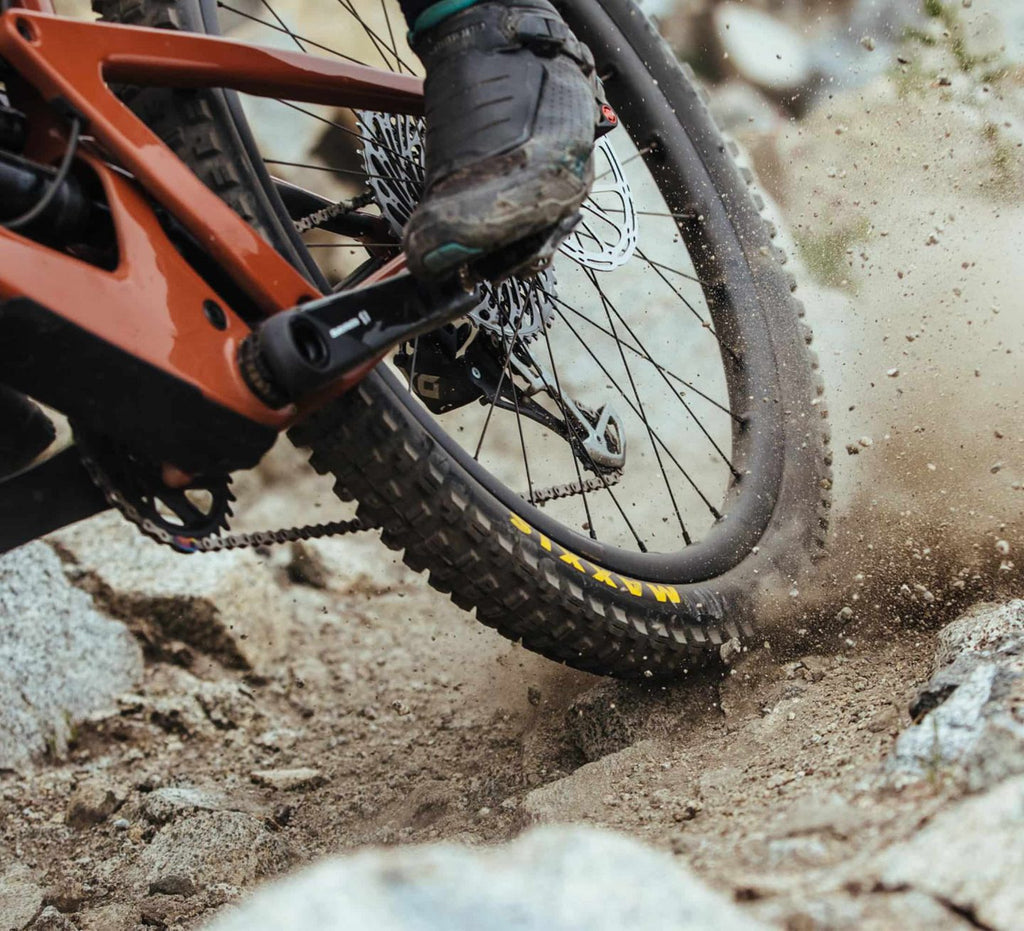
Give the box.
[465,212,583,285]
[241,272,479,407]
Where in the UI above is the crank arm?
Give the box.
[241,271,479,407]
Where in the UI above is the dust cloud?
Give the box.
[749,65,1023,643]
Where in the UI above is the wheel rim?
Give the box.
[197,0,785,581]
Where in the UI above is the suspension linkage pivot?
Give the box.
[240,272,479,407]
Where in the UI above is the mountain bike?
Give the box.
[0,0,831,678]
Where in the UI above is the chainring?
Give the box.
[75,430,234,551]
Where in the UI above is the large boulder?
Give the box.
[886,601,1024,789]
[872,774,1024,931]
[0,542,142,770]
[53,513,294,673]
[204,826,764,931]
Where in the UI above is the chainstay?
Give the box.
[79,449,376,553]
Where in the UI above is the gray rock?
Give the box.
[933,600,1024,668]
[250,768,325,792]
[772,793,863,840]
[53,513,294,673]
[203,825,764,931]
[874,775,1024,930]
[27,906,76,930]
[518,740,667,827]
[0,866,43,931]
[887,600,1024,787]
[0,543,142,770]
[138,811,291,898]
[65,778,126,828]
[75,903,137,931]
[141,786,231,825]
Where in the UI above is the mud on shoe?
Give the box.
[403,0,600,281]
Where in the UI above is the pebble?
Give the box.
[65,780,125,829]
[251,768,326,792]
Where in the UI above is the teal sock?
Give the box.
[408,0,481,39]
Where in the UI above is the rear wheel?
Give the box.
[97,0,831,678]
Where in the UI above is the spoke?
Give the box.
[633,246,738,362]
[528,283,647,549]
[636,209,700,222]
[550,303,723,520]
[510,363,535,504]
[257,0,306,52]
[592,144,652,184]
[263,159,408,183]
[380,0,400,73]
[536,286,741,422]
[539,309,596,542]
[333,0,416,74]
[585,267,691,543]
[587,276,742,479]
[274,100,423,171]
[218,4,368,66]
[635,251,708,287]
[473,292,529,460]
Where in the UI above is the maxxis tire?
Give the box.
[100,0,831,679]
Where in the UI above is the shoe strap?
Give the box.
[511,9,594,73]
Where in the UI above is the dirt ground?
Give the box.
[2,13,1023,931]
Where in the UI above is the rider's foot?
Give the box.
[404,0,599,280]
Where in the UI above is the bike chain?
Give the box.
[527,470,622,506]
[79,449,376,554]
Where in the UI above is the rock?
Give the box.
[873,775,1024,930]
[141,786,231,825]
[933,600,1024,667]
[518,740,666,827]
[0,866,43,931]
[887,601,1024,788]
[0,543,143,770]
[712,3,813,93]
[564,681,690,762]
[250,768,326,792]
[27,907,76,930]
[773,793,863,840]
[203,825,765,931]
[53,513,294,673]
[65,778,126,828]
[137,811,291,898]
[75,903,137,931]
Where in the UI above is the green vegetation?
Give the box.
[795,215,871,293]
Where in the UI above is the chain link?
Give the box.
[526,469,622,506]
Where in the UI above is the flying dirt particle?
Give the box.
[927,463,937,471]
[838,606,854,619]
[887,368,900,378]
[991,462,1003,474]
[846,444,860,456]
[860,35,875,51]
[995,540,1011,556]
[527,686,542,706]
[859,436,874,448]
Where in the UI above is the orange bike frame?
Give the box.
[0,5,421,426]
